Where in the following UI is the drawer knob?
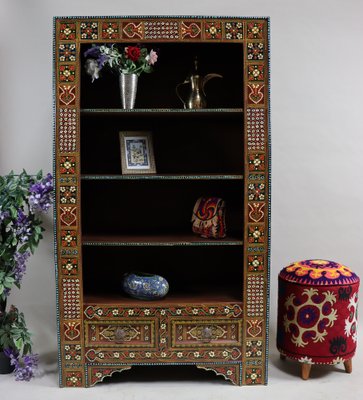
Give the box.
[115,327,127,343]
[201,326,213,342]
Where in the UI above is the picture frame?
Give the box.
[119,131,156,174]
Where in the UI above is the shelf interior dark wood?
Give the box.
[81,42,244,109]
[81,180,244,237]
[82,246,243,301]
[80,114,243,175]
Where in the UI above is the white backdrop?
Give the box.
[0,0,363,396]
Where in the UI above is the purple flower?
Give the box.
[14,251,31,285]
[15,210,32,243]
[84,46,101,58]
[0,209,10,223]
[5,349,39,381]
[29,173,53,213]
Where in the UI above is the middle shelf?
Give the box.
[82,233,243,247]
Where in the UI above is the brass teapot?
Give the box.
[176,57,223,109]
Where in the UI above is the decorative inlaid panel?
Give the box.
[61,257,78,275]
[144,21,179,39]
[197,364,242,385]
[87,366,131,387]
[204,21,222,40]
[245,367,263,384]
[80,21,98,40]
[248,202,265,223]
[247,22,264,39]
[58,108,77,152]
[181,21,202,39]
[59,86,76,106]
[246,319,263,338]
[225,22,243,40]
[85,346,242,363]
[59,185,77,204]
[64,344,82,362]
[59,22,76,40]
[248,225,265,244]
[84,304,243,320]
[62,278,81,319]
[247,84,265,105]
[248,153,265,171]
[171,320,242,348]
[247,108,265,151]
[121,21,143,39]
[102,21,120,39]
[246,275,265,317]
[65,370,83,387]
[248,255,265,273]
[247,64,265,82]
[64,320,81,341]
[85,320,156,348]
[60,207,77,227]
[245,340,263,358]
[247,43,264,60]
[248,183,265,201]
[58,44,76,62]
[59,65,76,83]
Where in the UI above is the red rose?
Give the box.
[125,46,141,62]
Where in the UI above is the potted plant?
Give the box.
[0,171,53,380]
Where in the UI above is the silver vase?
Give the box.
[119,73,138,109]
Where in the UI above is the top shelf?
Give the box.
[80,108,244,117]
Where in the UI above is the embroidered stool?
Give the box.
[277,259,359,380]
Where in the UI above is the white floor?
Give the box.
[1,328,362,400]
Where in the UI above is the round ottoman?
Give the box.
[277,259,359,379]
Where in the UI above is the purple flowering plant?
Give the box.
[0,170,53,380]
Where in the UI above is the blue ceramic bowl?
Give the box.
[122,272,169,300]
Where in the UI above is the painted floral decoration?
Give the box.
[84,44,158,82]
[0,171,53,380]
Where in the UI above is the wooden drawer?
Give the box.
[171,319,242,348]
[85,319,156,348]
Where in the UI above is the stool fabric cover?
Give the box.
[277,259,359,365]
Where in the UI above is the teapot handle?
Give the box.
[202,73,223,97]
[176,81,188,109]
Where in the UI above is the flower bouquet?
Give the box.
[0,171,53,380]
[84,44,158,109]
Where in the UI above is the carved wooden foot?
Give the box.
[301,363,311,380]
[344,359,352,374]
[280,354,286,360]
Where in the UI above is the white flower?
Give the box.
[209,308,215,314]
[160,338,166,344]
[145,352,151,358]
[177,352,183,358]
[192,308,199,315]
[144,309,150,315]
[194,352,200,358]
[160,324,166,330]
[128,309,134,316]
[160,309,166,315]
[113,352,120,358]
[176,309,182,315]
[85,59,100,83]
[161,352,167,358]
[112,309,119,316]
[129,352,135,358]
[209,351,215,358]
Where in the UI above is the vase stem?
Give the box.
[119,73,138,109]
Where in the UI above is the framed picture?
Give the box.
[119,131,156,174]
